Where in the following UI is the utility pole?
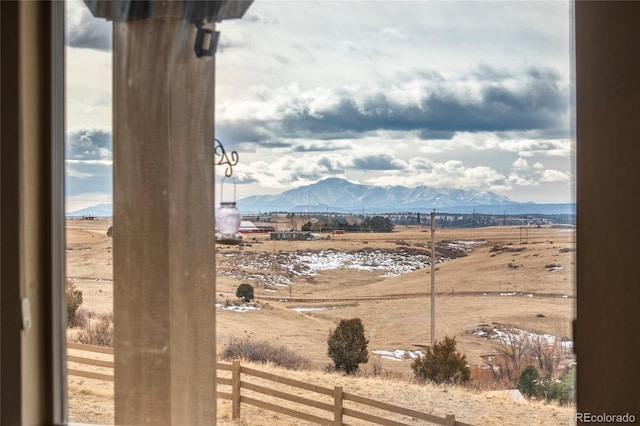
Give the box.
[430,209,436,346]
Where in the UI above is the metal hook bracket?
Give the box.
[194,20,220,57]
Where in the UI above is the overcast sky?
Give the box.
[65,0,574,212]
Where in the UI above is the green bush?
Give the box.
[327,318,369,374]
[536,368,575,405]
[556,367,576,405]
[221,338,311,370]
[66,280,83,327]
[236,283,254,302]
[518,365,540,397]
[411,335,470,384]
[517,365,575,405]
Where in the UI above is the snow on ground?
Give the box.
[288,249,431,278]
[474,326,573,349]
[218,241,481,284]
[215,303,259,312]
[371,349,424,361]
[291,307,328,312]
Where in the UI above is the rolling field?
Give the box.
[66,218,576,424]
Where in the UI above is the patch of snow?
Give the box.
[372,349,423,361]
[486,389,527,403]
[291,307,328,312]
[474,327,574,351]
[218,248,444,281]
[445,240,487,250]
[215,303,259,312]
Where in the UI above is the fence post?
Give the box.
[446,414,455,426]
[333,386,343,425]
[232,359,241,420]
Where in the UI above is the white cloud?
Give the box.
[540,169,571,183]
[67,0,574,206]
[512,157,530,170]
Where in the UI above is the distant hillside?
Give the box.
[66,180,575,217]
[67,203,113,217]
[237,178,574,215]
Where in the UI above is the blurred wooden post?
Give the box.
[333,386,343,425]
[232,359,241,419]
[446,414,456,426]
[112,2,216,424]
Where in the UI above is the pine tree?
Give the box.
[235,283,254,302]
[518,365,540,397]
[327,318,369,374]
[411,335,470,384]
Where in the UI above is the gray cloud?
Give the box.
[65,128,112,199]
[304,68,565,137]
[293,143,344,153]
[224,66,569,146]
[242,12,279,25]
[318,157,345,174]
[66,128,112,161]
[216,121,272,144]
[66,3,112,51]
[65,162,112,197]
[352,154,404,171]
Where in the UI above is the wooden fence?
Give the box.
[67,341,114,382]
[217,360,472,426]
[66,343,472,425]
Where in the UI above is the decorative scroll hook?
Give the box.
[214,138,239,178]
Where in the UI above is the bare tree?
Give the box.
[527,327,563,376]
[492,326,529,384]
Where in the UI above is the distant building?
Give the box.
[238,221,274,234]
[269,231,315,241]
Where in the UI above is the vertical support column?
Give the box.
[575,1,640,415]
[1,4,24,425]
[1,2,61,423]
[232,359,241,420]
[333,386,343,425]
[113,3,216,424]
[445,414,455,426]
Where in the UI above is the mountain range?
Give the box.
[66,203,113,217]
[67,178,575,216]
[237,178,575,215]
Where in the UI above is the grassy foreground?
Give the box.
[69,359,575,426]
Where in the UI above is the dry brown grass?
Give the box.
[66,219,576,424]
[215,361,575,426]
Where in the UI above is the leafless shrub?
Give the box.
[221,338,311,370]
[72,308,94,329]
[359,358,412,381]
[481,323,569,386]
[74,314,113,347]
[528,330,563,375]
[488,326,529,385]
